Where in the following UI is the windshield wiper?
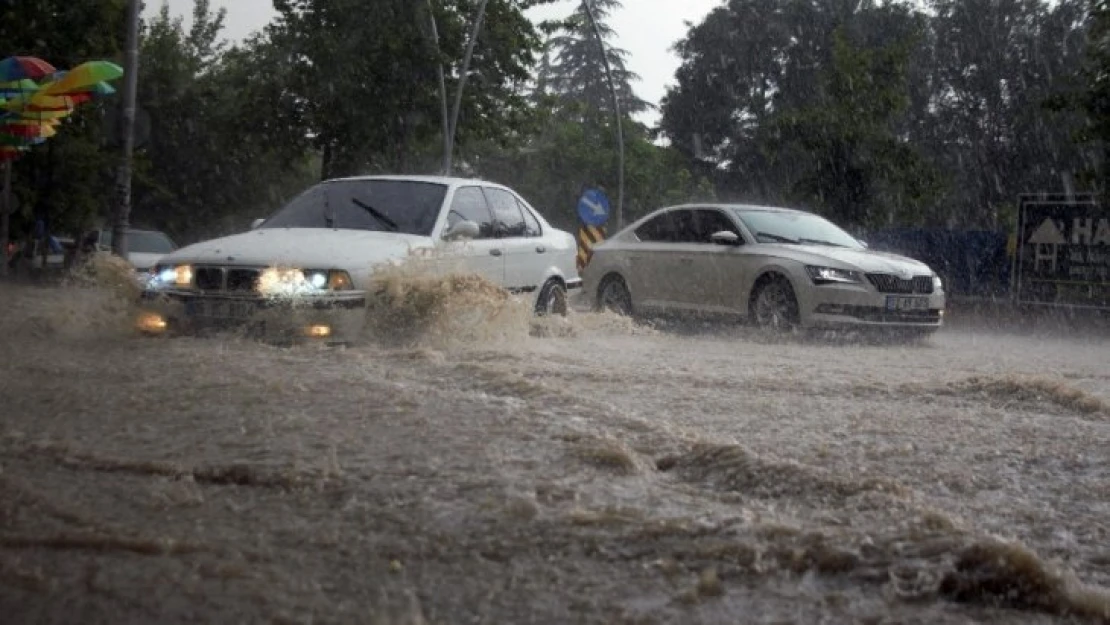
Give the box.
[798,237,849,248]
[351,197,398,231]
[755,231,799,244]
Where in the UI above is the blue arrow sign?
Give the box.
[577,188,611,227]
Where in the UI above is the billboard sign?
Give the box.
[1013,193,1110,309]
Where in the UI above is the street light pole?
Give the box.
[424,0,450,175]
[111,0,142,259]
[581,0,624,230]
[446,0,490,176]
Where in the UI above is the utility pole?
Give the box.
[111,0,141,259]
[581,0,624,229]
[446,0,490,176]
[424,0,450,175]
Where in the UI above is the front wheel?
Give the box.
[750,275,800,332]
[535,279,568,317]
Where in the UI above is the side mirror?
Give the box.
[443,220,480,241]
[710,230,741,246]
[250,218,265,230]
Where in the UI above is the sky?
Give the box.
[147,0,725,127]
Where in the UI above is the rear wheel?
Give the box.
[535,279,568,317]
[596,274,633,316]
[750,275,800,332]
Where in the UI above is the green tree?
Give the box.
[130,0,315,243]
[268,0,554,179]
[540,0,650,120]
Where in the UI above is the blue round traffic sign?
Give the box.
[577,188,611,227]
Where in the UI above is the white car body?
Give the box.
[581,203,946,336]
[138,175,580,343]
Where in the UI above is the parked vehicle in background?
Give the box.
[137,175,580,344]
[581,203,946,339]
[86,227,179,273]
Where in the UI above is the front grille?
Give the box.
[190,266,263,293]
[195,267,225,291]
[844,306,941,324]
[227,268,260,292]
[866,273,934,295]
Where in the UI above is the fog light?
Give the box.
[304,324,332,338]
[137,311,167,333]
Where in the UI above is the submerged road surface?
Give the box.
[1,283,1109,624]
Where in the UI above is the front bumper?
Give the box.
[137,288,368,343]
[799,283,946,330]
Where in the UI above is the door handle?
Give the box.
[536,245,546,254]
[679,257,694,264]
[490,249,502,257]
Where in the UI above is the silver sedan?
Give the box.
[581,203,946,337]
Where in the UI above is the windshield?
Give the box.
[258,179,448,236]
[733,209,864,249]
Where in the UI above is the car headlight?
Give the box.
[257,267,354,295]
[148,264,193,288]
[805,265,862,284]
[933,274,943,291]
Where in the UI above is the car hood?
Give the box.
[757,244,935,275]
[158,228,435,269]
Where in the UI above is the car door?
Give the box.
[685,208,746,312]
[628,210,692,311]
[439,186,505,285]
[481,186,544,292]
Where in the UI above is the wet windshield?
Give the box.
[734,209,864,249]
[258,180,448,236]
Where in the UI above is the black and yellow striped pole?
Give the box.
[576,224,606,272]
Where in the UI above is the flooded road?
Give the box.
[1,280,1109,624]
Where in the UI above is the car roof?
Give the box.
[324,174,502,188]
[661,202,813,215]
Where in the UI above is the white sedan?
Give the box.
[137,175,580,343]
[581,203,946,338]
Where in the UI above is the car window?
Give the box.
[482,187,528,238]
[259,180,448,235]
[128,231,178,254]
[670,209,701,243]
[694,209,742,243]
[634,212,677,242]
[517,198,543,237]
[446,186,495,239]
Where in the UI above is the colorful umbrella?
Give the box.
[39,61,123,96]
[0,79,39,99]
[0,56,57,82]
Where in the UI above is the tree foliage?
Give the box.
[661,0,1094,229]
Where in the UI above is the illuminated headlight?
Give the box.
[258,267,354,295]
[148,264,192,288]
[805,265,862,284]
[933,274,944,291]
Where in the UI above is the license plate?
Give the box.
[185,299,255,319]
[885,296,929,311]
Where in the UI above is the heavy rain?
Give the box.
[2,0,1110,624]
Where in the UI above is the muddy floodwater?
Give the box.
[2,278,1110,624]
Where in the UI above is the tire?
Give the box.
[596,274,633,316]
[750,275,800,332]
[535,279,568,317]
